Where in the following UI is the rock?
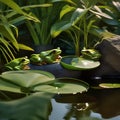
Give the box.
[81,35,120,80]
[29,63,81,78]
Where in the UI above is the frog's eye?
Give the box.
[85,51,90,54]
[21,58,26,62]
[52,50,56,54]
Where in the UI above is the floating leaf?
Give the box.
[0,70,55,93]
[35,77,89,94]
[99,83,120,89]
[60,56,100,70]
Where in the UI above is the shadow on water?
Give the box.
[49,88,120,120]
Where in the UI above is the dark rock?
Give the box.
[29,63,81,78]
[81,35,120,80]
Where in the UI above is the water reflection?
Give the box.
[49,88,120,120]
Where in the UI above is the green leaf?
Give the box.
[60,5,75,19]
[0,70,89,94]
[70,8,88,24]
[18,44,34,51]
[60,56,100,70]
[99,83,120,88]
[0,92,53,120]
[51,21,72,37]
[52,0,77,6]
[0,0,39,22]
[51,8,88,38]
[34,77,89,94]
[0,24,19,50]
[0,70,55,93]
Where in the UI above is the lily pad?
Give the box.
[54,77,89,94]
[0,71,89,94]
[60,56,100,70]
[99,83,120,88]
[0,70,55,93]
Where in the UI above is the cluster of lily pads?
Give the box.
[0,69,89,119]
[0,50,120,120]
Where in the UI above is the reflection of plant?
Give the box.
[0,0,39,63]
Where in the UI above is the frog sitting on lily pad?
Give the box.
[4,56,30,71]
[30,47,62,65]
[81,48,101,61]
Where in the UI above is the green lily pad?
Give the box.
[0,71,89,94]
[0,70,55,93]
[54,77,89,94]
[34,77,89,94]
[99,83,120,88]
[60,56,100,70]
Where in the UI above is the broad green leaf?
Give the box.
[0,70,55,93]
[99,83,120,88]
[60,56,100,70]
[51,21,71,37]
[60,5,75,19]
[0,77,20,93]
[0,70,89,94]
[70,8,88,24]
[0,92,53,120]
[51,8,88,38]
[34,77,89,94]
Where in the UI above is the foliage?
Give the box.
[51,0,114,56]
[0,92,53,120]
[25,0,76,46]
[0,70,89,119]
[0,0,39,63]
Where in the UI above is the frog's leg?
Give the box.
[5,66,13,71]
[44,56,54,64]
[14,66,21,70]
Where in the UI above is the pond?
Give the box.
[0,69,119,120]
[49,88,120,120]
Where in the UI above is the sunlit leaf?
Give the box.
[18,44,34,51]
[99,83,120,88]
[60,56,100,70]
[0,70,55,93]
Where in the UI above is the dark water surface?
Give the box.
[49,88,120,120]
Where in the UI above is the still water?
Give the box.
[49,88,120,120]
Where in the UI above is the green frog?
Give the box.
[30,47,62,65]
[4,56,30,71]
[81,48,101,61]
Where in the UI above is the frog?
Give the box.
[4,56,30,71]
[81,48,101,61]
[30,47,62,65]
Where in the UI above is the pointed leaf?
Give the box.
[18,44,34,51]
